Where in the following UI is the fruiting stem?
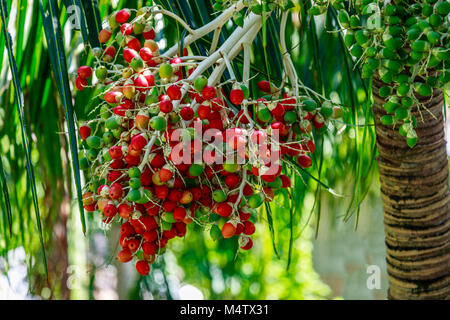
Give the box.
[162,1,245,58]
[173,13,262,111]
[152,8,195,35]
[234,169,247,212]
[220,50,236,81]
[138,135,157,171]
[210,27,222,53]
[280,12,299,102]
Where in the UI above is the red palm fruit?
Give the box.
[75,76,87,91]
[230,88,244,105]
[139,169,152,187]
[120,221,135,237]
[116,9,131,23]
[135,112,150,130]
[157,237,168,249]
[127,37,141,52]
[134,75,149,92]
[172,177,183,189]
[118,203,133,219]
[235,222,244,235]
[104,91,123,104]
[128,144,142,157]
[97,199,109,213]
[241,238,253,250]
[159,99,173,113]
[143,230,158,242]
[140,215,157,231]
[313,114,325,129]
[104,45,116,59]
[162,200,177,212]
[270,103,285,117]
[131,134,148,150]
[204,166,214,179]
[119,234,129,248]
[154,185,169,199]
[139,47,153,62]
[79,125,91,140]
[174,222,187,237]
[110,159,126,169]
[209,118,224,131]
[130,218,145,234]
[123,48,138,63]
[136,260,151,276]
[201,185,211,198]
[179,190,193,204]
[307,139,316,153]
[216,203,233,217]
[167,84,182,100]
[77,66,93,79]
[250,130,266,144]
[222,222,236,238]
[127,238,141,252]
[243,184,253,196]
[173,207,186,221]
[117,248,133,263]
[168,189,182,202]
[98,184,110,197]
[103,203,118,217]
[180,107,194,121]
[211,98,224,111]
[257,80,272,93]
[143,27,155,40]
[146,204,159,216]
[142,241,157,255]
[98,28,112,43]
[270,121,286,133]
[282,93,296,110]
[225,174,240,188]
[163,228,177,240]
[109,146,123,159]
[83,203,96,212]
[263,187,275,202]
[235,110,249,124]
[198,104,211,120]
[304,112,314,121]
[243,221,255,235]
[143,72,155,87]
[190,188,202,201]
[227,193,239,203]
[297,154,312,168]
[125,154,140,166]
[121,99,134,110]
[286,143,302,157]
[201,86,216,100]
[113,105,126,116]
[159,167,173,182]
[109,183,124,199]
[279,175,291,188]
[82,192,95,206]
[120,23,134,36]
[239,210,251,221]
[149,153,165,169]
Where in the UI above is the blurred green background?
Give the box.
[0,0,394,299]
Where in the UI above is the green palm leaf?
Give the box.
[39,0,86,234]
[0,0,48,277]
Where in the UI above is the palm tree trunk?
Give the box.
[372,77,450,299]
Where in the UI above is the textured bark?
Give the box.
[372,77,450,300]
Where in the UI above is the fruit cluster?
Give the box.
[310,0,449,147]
[75,6,343,275]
